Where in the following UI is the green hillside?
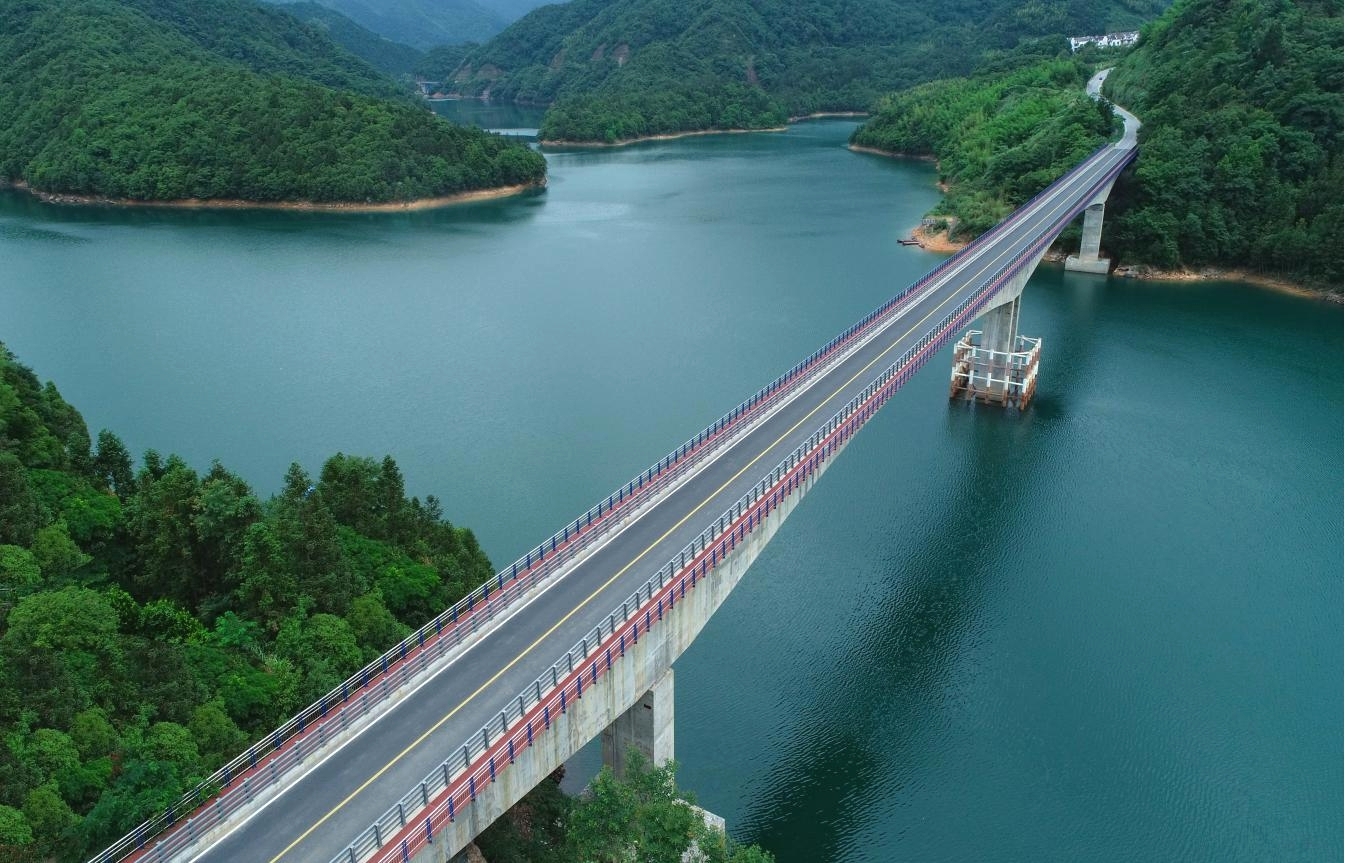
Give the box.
[0,0,545,205]
[0,343,498,860]
[1103,0,1341,286]
[447,0,1168,142]
[851,52,1118,239]
[279,1,425,76]
[273,0,509,48]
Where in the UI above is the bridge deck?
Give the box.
[191,138,1135,863]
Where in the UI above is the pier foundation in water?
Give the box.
[949,296,1041,410]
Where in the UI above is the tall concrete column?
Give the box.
[601,668,673,780]
[1065,202,1111,273]
[979,295,1020,355]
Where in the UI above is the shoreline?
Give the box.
[847,144,936,163]
[789,111,869,122]
[541,126,786,148]
[3,180,544,213]
[910,223,965,253]
[1111,264,1341,303]
[907,224,1335,300]
[537,113,868,149]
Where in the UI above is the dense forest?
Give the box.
[0,0,545,204]
[442,0,1168,142]
[272,0,553,49]
[0,343,779,861]
[277,1,426,76]
[850,0,1342,289]
[1103,0,1341,286]
[0,343,497,859]
[850,51,1119,239]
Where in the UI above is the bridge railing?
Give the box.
[92,124,1133,863]
[333,148,1137,863]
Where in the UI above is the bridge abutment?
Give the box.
[602,668,674,780]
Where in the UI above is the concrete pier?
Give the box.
[602,669,674,780]
[406,437,849,862]
[1064,201,1112,273]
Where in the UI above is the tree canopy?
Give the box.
[0,343,495,861]
[441,0,1169,142]
[0,0,545,204]
[278,1,426,77]
[850,52,1118,238]
[477,755,775,863]
[1103,0,1342,286]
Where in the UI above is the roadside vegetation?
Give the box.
[1102,0,1342,287]
[476,756,774,863]
[850,53,1117,240]
[0,0,545,204]
[0,343,495,860]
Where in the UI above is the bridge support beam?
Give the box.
[1064,201,1112,274]
[949,246,1046,410]
[392,444,846,863]
[602,668,673,780]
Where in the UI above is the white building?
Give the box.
[1069,31,1140,52]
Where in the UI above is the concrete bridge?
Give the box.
[94,76,1138,863]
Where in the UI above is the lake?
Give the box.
[1,109,1339,862]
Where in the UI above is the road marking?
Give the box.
[265,148,1128,863]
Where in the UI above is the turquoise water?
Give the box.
[1,113,1339,861]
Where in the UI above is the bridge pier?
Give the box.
[1064,200,1112,274]
[949,249,1045,410]
[602,668,674,780]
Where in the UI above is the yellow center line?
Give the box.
[267,161,1104,863]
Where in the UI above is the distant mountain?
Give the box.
[0,0,546,205]
[451,0,1171,142]
[272,0,510,48]
[280,1,425,75]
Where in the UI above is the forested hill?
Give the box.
[448,0,1169,143]
[271,0,508,48]
[1102,0,1341,287]
[850,53,1119,239]
[277,1,426,76]
[0,343,499,860]
[0,0,545,205]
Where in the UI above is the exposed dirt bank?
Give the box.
[4,180,543,212]
[541,127,786,148]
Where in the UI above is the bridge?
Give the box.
[96,74,1137,863]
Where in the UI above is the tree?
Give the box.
[0,545,41,592]
[22,784,76,856]
[191,463,261,609]
[31,522,90,580]
[0,454,41,547]
[68,708,118,762]
[273,492,360,616]
[187,701,247,771]
[91,431,134,501]
[0,804,33,847]
[122,455,200,606]
[568,755,707,863]
[0,588,124,727]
